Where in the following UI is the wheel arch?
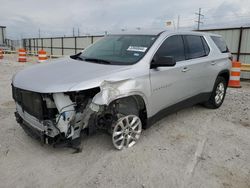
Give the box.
[217,69,230,86]
[107,94,148,129]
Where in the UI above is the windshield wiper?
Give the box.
[84,58,111,64]
[76,56,84,61]
[70,53,85,61]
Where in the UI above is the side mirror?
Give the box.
[151,56,176,69]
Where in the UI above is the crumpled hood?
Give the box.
[12,57,133,93]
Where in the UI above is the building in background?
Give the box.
[0,26,6,45]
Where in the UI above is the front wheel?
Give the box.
[112,115,142,150]
[203,76,227,109]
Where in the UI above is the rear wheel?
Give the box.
[203,76,227,109]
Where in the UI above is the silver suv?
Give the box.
[12,31,231,150]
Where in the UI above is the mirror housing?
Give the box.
[151,56,176,69]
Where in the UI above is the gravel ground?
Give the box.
[0,55,249,188]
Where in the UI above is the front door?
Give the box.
[149,35,192,115]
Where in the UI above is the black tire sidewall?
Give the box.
[210,77,227,108]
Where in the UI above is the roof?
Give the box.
[108,29,165,36]
[109,30,221,38]
[167,30,221,36]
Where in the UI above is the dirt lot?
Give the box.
[0,55,249,188]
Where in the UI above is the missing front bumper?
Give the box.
[15,111,75,146]
[15,111,45,143]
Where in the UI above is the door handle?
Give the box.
[211,61,216,65]
[182,67,190,72]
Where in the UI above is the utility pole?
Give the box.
[195,8,204,30]
[38,28,41,38]
[177,15,180,30]
[73,27,75,37]
[172,20,176,31]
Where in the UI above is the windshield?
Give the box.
[76,35,157,65]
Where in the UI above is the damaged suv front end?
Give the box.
[13,86,100,146]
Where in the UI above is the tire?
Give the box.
[203,76,227,109]
[110,97,142,150]
[112,115,142,150]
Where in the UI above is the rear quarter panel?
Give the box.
[203,34,231,92]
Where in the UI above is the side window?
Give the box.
[155,35,185,62]
[185,35,207,59]
[201,37,210,55]
[211,36,229,53]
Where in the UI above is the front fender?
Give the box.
[92,79,149,110]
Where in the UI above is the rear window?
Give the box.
[211,36,229,53]
[201,37,210,55]
[185,35,208,59]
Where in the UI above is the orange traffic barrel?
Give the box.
[18,48,27,62]
[228,61,241,88]
[0,48,3,59]
[38,49,48,63]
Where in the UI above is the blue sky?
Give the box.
[1,0,250,39]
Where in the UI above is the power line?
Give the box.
[204,14,250,20]
[179,13,250,27]
[195,8,204,30]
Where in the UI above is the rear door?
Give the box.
[182,35,211,95]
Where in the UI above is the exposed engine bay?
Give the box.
[12,84,145,151]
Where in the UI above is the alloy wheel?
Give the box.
[215,82,225,105]
[112,115,142,150]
